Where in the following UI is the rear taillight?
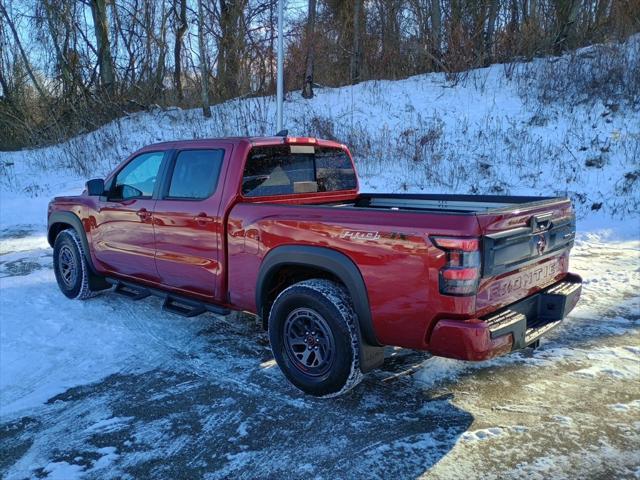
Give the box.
[432,236,481,296]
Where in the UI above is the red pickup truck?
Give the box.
[48,135,582,396]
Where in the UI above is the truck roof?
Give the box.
[142,136,346,150]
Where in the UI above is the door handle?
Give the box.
[194,213,214,225]
[530,212,553,232]
[136,208,152,220]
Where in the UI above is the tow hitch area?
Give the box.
[486,273,582,350]
[429,273,582,361]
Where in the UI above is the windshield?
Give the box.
[242,145,357,197]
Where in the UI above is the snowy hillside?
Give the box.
[1,35,638,231]
[1,38,639,479]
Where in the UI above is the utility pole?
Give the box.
[276,0,284,132]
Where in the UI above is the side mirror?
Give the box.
[86,178,105,196]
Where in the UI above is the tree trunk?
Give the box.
[269,0,275,91]
[42,0,73,98]
[89,0,115,94]
[509,0,520,35]
[473,2,487,66]
[595,0,610,26]
[174,0,187,101]
[0,1,47,98]
[156,1,169,97]
[378,0,401,77]
[431,0,442,68]
[218,0,245,99]
[302,0,317,98]
[529,0,538,22]
[0,61,12,103]
[350,0,362,84]
[450,0,461,32]
[521,0,529,23]
[554,0,581,54]
[197,0,211,117]
[484,0,499,64]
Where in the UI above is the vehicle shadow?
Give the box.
[388,293,640,399]
[0,313,474,479]
[3,286,636,479]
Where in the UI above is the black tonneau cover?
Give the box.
[354,193,563,214]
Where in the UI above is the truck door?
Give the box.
[92,150,165,282]
[153,146,230,301]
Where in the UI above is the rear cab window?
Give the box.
[242,145,357,197]
[166,149,224,200]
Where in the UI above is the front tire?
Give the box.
[53,229,98,300]
[268,279,363,397]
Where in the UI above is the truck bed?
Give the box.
[348,193,565,214]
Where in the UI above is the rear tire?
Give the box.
[53,229,99,300]
[268,279,363,397]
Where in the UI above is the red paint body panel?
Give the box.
[153,198,221,299]
[429,320,514,361]
[48,136,582,362]
[92,198,160,283]
[226,202,484,349]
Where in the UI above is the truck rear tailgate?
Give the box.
[475,198,576,316]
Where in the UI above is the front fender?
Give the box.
[48,210,97,273]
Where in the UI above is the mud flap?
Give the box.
[359,341,385,372]
[88,272,111,292]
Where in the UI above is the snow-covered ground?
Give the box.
[1,37,639,479]
[1,222,638,479]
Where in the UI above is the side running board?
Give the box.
[113,281,150,300]
[107,279,230,318]
[163,296,207,318]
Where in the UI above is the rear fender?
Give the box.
[256,245,384,372]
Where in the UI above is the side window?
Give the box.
[167,149,224,200]
[110,152,164,200]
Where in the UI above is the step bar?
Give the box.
[114,282,150,300]
[484,273,582,350]
[107,279,230,317]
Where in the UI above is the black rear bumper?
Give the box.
[483,273,582,350]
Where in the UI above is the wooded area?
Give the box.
[0,0,638,150]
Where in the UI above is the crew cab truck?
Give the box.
[48,136,582,397]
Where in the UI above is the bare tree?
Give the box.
[89,0,115,93]
[197,0,211,117]
[2,0,640,151]
[174,0,187,101]
[156,0,170,97]
[485,0,500,64]
[41,0,73,99]
[218,0,247,99]
[554,0,581,53]
[350,0,362,84]
[431,0,442,64]
[302,0,317,98]
[0,1,46,98]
